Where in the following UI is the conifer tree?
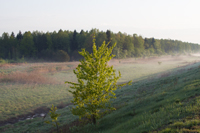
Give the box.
[65,36,132,124]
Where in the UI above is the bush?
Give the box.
[40,50,70,62]
[0,58,7,64]
[54,50,70,62]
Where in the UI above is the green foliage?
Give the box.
[54,50,70,62]
[1,29,200,61]
[20,31,36,57]
[65,37,132,124]
[44,104,61,133]
[0,58,7,64]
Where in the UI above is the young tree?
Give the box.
[65,36,132,125]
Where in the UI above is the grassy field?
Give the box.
[1,54,200,133]
[0,62,79,123]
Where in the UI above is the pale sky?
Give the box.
[1,0,200,44]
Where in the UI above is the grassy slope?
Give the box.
[71,62,200,133]
[1,56,200,132]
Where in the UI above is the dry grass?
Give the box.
[0,63,27,68]
[0,71,54,84]
[0,62,80,84]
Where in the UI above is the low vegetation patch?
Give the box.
[0,71,53,84]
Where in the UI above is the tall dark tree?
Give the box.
[10,32,15,39]
[1,33,10,58]
[45,32,53,50]
[123,35,134,57]
[106,30,111,47]
[16,31,23,41]
[151,38,156,48]
[83,29,95,53]
[133,34,144,57]
[77,29,86,49]
[96,31,107,47]
[70,30,78,52]
[9,32,18,59]
[144,38,149,49]
[20,31,35,58]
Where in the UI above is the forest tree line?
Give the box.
[0,29,200,62]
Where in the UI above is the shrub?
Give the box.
[54,50,70,62]
[44,104,61,133]
[0,58,7,64]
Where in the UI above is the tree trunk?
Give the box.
[92,114,96,125]
[56,122,59,133]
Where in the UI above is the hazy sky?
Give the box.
[1,0,200,44]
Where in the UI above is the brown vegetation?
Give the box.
[0,71,53,84]
[0,62,80,84]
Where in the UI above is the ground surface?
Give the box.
[1,54,200,133]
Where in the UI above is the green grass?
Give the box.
[0,105,78,133]
[1,55,200,133]
[0,83,72,121]
[71,62,200,133]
